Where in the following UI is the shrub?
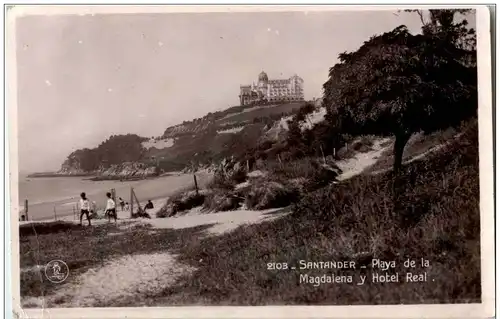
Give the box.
[245,180,300,210]
[264,158,341,192]
[207,170,236,191]
[156,189,206,218]
[203,190,243,212]
[230,167,247,184]
[306,162,342,191]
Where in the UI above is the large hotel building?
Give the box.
[239,71,304,106]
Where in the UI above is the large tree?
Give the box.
[322,10,477,173]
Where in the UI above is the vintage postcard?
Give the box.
[6,4,494,319]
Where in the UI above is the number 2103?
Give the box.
[267,262,288,270]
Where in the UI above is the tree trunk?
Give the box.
[193,174,199,195]
[393,132,411,174]
[392,131,412,214]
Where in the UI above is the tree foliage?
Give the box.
[322,9,477,172]
[62,134,148,172]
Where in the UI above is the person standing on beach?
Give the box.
[105,192,117,223]
[79,192,92,226]
[145,200,154,210]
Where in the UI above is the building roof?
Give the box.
[258,71,268,82]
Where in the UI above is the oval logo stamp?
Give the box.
[44,260,69,283]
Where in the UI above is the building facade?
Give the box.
[239,71,304,106]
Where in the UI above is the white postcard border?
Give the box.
[6,4,494,319]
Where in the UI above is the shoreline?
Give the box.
[27,172,96,178]
[27,170,185,181]
[19,171,213,221]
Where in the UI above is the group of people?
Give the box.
[79,192,155,226]
[79,192,118,226]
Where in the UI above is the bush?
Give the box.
[230,167,247,184]
[156,189,206,218]
[203,190,243,212]
[245,180,300,210]
[306,162,342,191]
[207,170,237,191]
[264,158,341,192]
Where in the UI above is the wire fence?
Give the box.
[20,187,143,222]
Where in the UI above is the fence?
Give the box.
[20,188,131,222]
[21,173,202,221]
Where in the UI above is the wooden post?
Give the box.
[193,174,199,195]
[246,160,250,172]
[111,188,116,204]
[132,189,141,214]
[320,145,326,164]
[73,205,76,220]
[53,206,57,221]
[277,154,283,169]
[24,199,29,221]
[333,147,336,158]
[130,187,134,218]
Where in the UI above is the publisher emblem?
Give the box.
[44,260,69,283]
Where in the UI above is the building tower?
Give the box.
[257,71,269,100]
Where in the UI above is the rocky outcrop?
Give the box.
[57,162,159,180]
[100,162,157,178]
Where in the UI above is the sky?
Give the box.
[16,9,468,173]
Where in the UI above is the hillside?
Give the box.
[55,101,311,179]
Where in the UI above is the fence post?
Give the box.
[320,145,326,164]
[24,199,29,221]
[132,189,141,213]
[193,174,199,195]
[53,206,57,221]
[73,205,76,220]
[130,187,134,219]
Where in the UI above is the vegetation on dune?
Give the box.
[156,188,206,218]
[163,118,480,305]
[244,179,300,210]
[203,190,242,212]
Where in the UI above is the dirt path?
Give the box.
[47,253,195,307]
[336,138,392,181]
[22,205,289,308]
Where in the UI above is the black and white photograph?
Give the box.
[8,5,494,318]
